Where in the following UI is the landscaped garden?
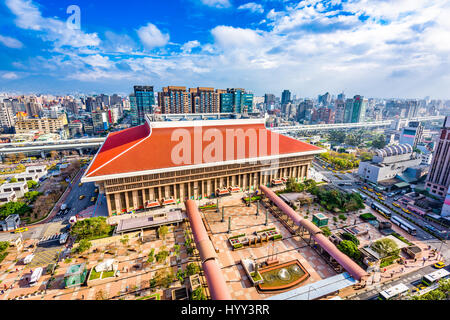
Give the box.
[70,217,114,241]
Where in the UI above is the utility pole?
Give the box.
[228,216,231,234]
[256,200,259,216]
[221,206,225,223]
[265,207,268,226]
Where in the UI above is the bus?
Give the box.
[29,267,43,287]
[391,215,417,236]
[422,269,450,286]
[378,283,409,300]
[352,189,367,200]
[371,202,392,219]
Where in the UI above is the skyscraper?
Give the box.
[130,86,155,126]
[334,99,345,123]
[425,116,450,199]
[399,121,423,148]
[281,90,291,105]
[350,95,367,123]
[343,98,354,123]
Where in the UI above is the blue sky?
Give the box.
[1,0,450,98]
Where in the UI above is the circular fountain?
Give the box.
[277,268,292,281]
[257,260,310,292]
[289,264,302,275]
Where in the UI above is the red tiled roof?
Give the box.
[84,120,322,179]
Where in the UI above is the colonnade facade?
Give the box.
[97,155,314,216]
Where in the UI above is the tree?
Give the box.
[120,235,129,246]
[191,287,207,300]
[155,250,169,264]
[328,130,346,144]
[76,239,92,254]
[26,180,38,189]
[186,263,200,276]
[158,225,169,241]
[0,201,32,218]
[372,135,387,149]
[9,178,17,183]
[320,227,332,237]
[147,248,155,264]
[337,240,361,261]
[341,232,360,245]
[359,151,374,162]
[372,238,399,258]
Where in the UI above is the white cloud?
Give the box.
[0,35,23,48]
[6,0,100,48]
[199,0,231,8]
[81,54,113,68]
[137,23,169,49]
[211,26,263,49]
[238,2,264,14]
[181,40,201,53]
[2,72,19,80]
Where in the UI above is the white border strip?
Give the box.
[149,117,265,128]
[86,118,153,178]
[81,149,324,183]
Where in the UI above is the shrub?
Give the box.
[320,227,332,237]
[338,214,347,221]
[359,213,376,221]
[337,240,361,261]
[341,232,360,245]
[191,287,207,300]
[155,250,169,264]
[186,263,200,276]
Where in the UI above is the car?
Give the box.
[363,186,367,190]
[413,284,427,292]
[392,202,400,208]
[434,261,446,269]
[378,197,386,201]
[402,208,410,214]
[375,192,381,196]
[78,182,83,187]
[14,227,28,233]
[91,197,96,202]
[79,195,85,200]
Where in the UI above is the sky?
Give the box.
[0,0,450,98]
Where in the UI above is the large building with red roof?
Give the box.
[82,116,324,216]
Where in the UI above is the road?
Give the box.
[351,264,450,300]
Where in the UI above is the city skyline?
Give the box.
[1,0,450,98]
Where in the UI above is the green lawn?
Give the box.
[136,293,161,300]
[101,270,115,279]
[89,269,101,280]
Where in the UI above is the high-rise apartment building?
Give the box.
[130,86,155,126]
[334,99,345,123]
[189,87,220,113]
[425,116,450,199]
[343,99,354,123]
[0,102,14,132]
[158,86,191,114]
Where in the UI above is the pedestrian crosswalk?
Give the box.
[38,233,61,243]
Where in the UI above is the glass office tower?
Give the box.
[130,86,155,126]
